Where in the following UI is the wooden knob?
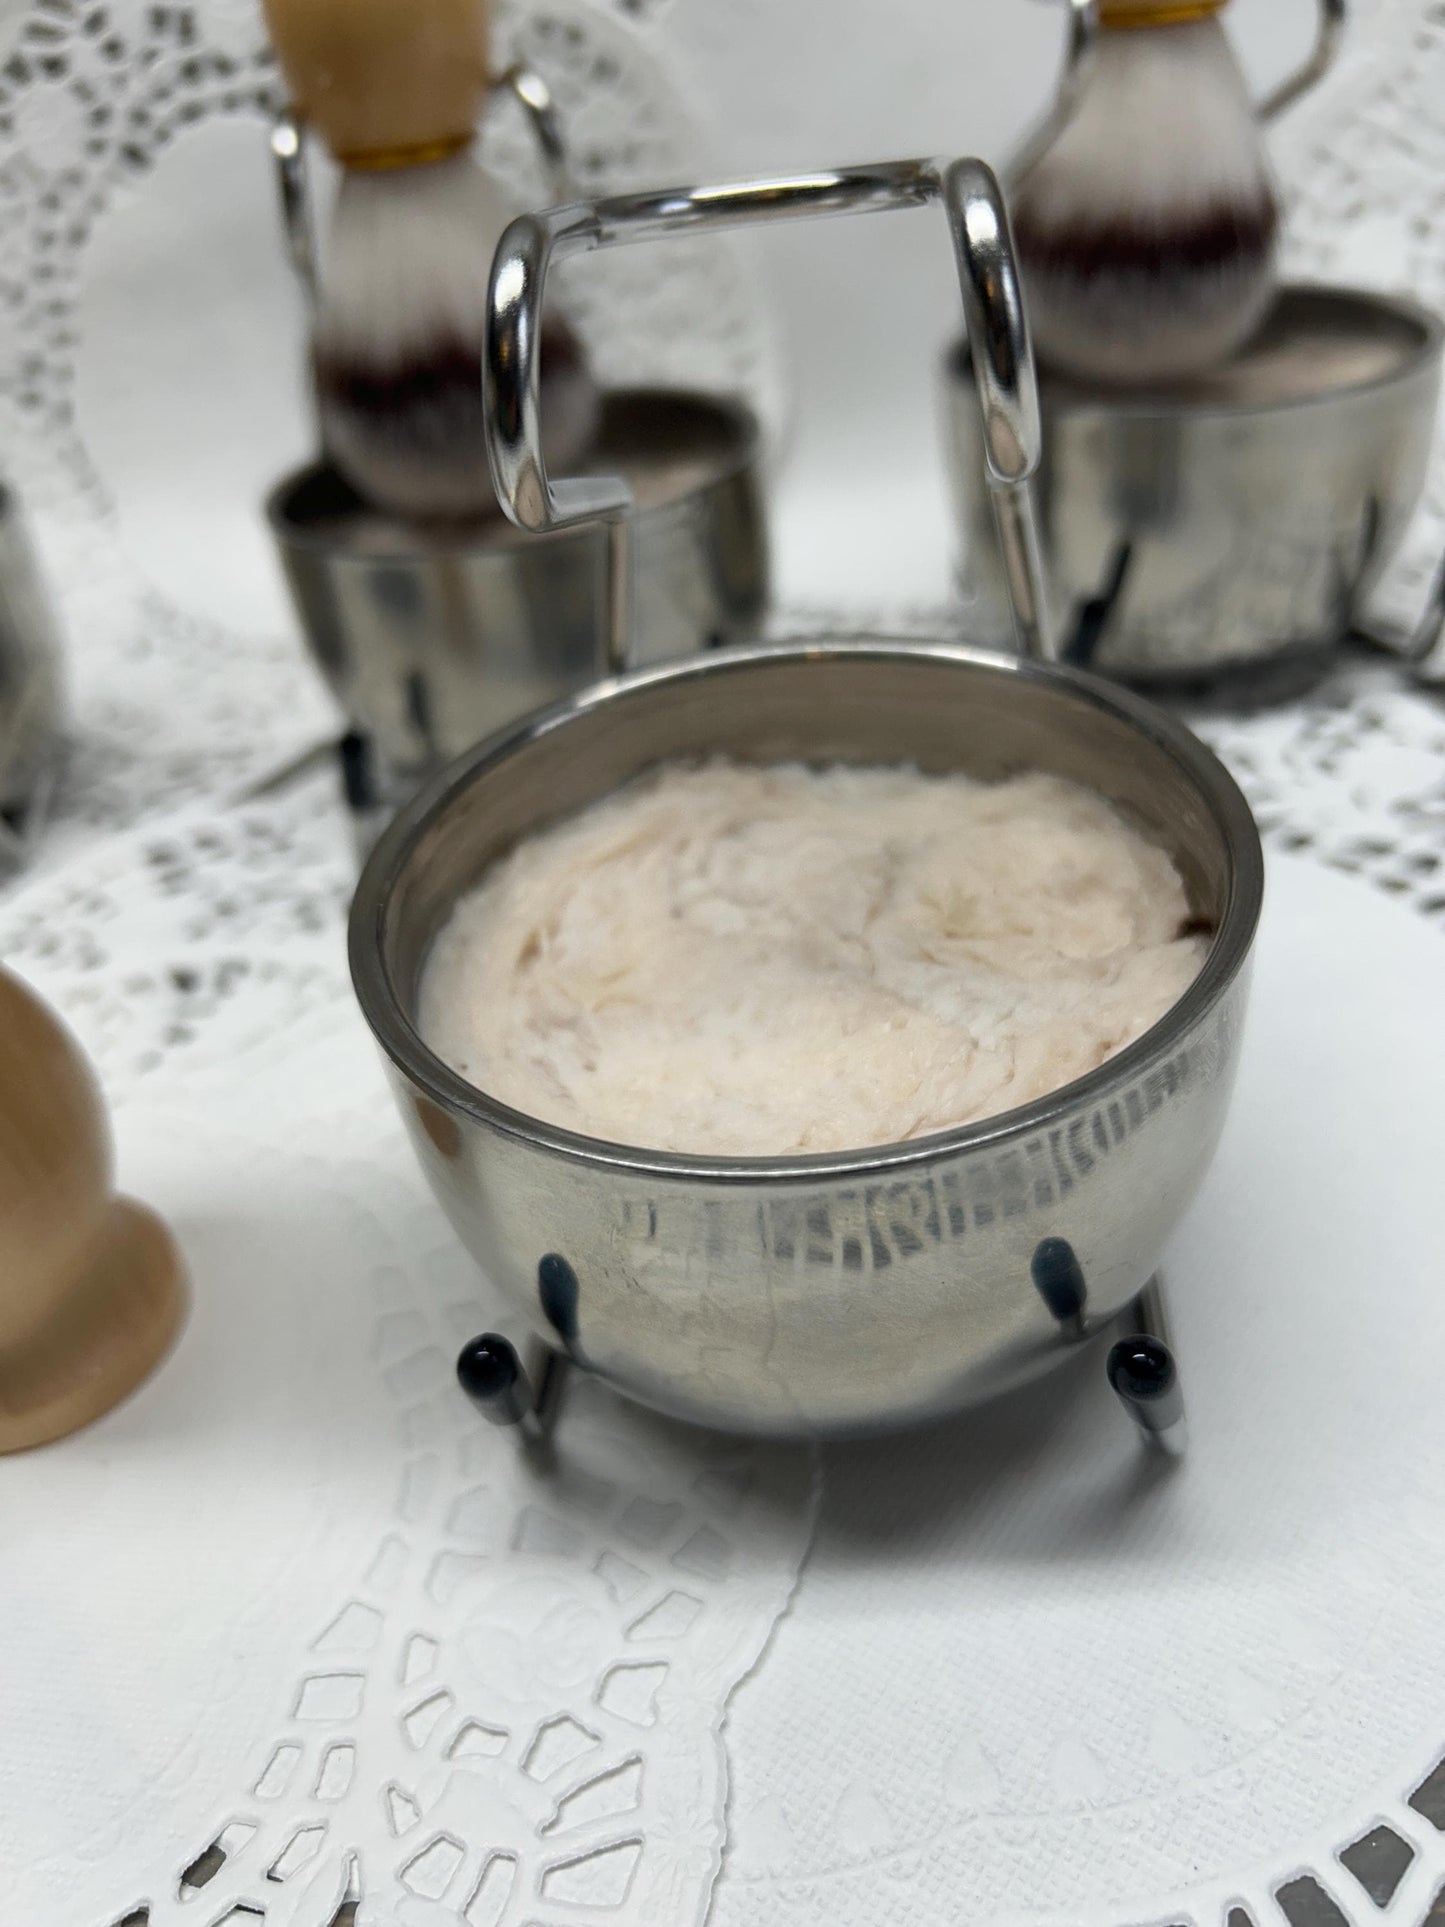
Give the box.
[262,0,493,166]
[0,967,185,1452]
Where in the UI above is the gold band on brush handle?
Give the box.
[1100,1,1228,25]
[261,0,491,166]
[341,132,477,172]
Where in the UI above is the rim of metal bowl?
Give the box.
[350,638,1264,1185]
[265,387,762,559]
[947,282,1445,424]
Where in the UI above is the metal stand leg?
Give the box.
[337,730,395,863]
[1106,1273,1186,1457]
[456,1333,571,1446]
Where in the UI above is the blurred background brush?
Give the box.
[262,0,599,520]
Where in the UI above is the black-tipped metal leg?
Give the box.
[1106,1274,1186,1456]
[457,1334,530,1427]
[457,1333,570,1445]
[337,729,393,861]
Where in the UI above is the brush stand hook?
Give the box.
[484,155,1056,662]
[1257,0,1347,124]
[1015,0,1345,185]
[269,63,574,313]
[1008,0,1101,187]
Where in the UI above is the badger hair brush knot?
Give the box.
[262,0,598,519]
[1010,0,1279,387]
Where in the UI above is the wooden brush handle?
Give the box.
[262,0,492,167]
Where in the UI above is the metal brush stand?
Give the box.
[966,0,1445,689]
[270,65,569,846]
[268,62,572,838]
[267,72,769,847]
[453,155,1185,1456]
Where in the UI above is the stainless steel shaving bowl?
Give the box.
[268,388,766,806]
[350,638,1263,1439]
[945,285,1444,680]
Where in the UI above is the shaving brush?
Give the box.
[1010,0,1279,386]
[263,0,598,519]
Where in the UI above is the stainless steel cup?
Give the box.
[944,284,1444,681]
[267,389,766,807]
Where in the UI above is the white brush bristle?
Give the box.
[318,153,509,363]
[313,153,598,519]
[1011,19,1280,385]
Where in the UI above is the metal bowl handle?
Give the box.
[484,156,1056,662]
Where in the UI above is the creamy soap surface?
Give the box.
[420,760,1208,1158]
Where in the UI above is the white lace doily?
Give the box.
[6,843,1445,1927]
[2,993,817,1927]
[0,770,352,1097]
[714,853,1445,1927]
[3,1,1445,1924]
